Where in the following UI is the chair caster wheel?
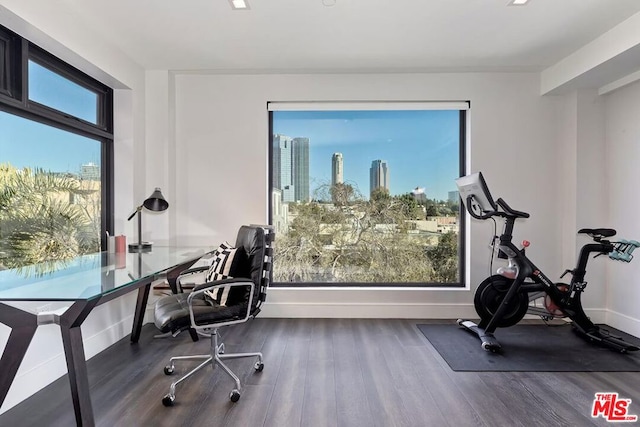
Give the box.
[164,365,174,375]
[254,361,264,372]
[229,389,241,402]
[162,394,175,407]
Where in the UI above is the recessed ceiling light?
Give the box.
[229,0,250,10]
[508,0,529,5]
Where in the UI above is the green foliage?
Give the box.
[426,231,459,282]
[397,193,423,219]
[274,181,460,284]
[0,164,100,269]
[370,187,390,202]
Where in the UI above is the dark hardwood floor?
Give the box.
[1,318,638,427]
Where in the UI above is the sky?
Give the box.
[0,61,100,174]
[273,110,461,201]
[0,112,100,173]
[2,68,461,202]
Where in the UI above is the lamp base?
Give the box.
[128,242,152,253]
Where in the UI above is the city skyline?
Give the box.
[1,111,100,175]
[272,109,461,201]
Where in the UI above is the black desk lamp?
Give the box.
[127,187,169,252]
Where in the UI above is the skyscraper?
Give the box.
[332,152,343,187]
[370,159,389,196]
[292,137,310,202]
[273,134,295,202]
[273,134,310,203]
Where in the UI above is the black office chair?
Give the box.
[153,225,274,405]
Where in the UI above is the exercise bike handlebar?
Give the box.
[465,195,530,220]
[495,198,530,219]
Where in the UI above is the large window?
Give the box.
[0,25,113,269]
[269,102,467,287]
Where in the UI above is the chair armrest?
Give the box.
[175,266,210,293]
[186,279,255,331]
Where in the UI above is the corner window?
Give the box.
[0,24,113,269]
[268,102,467,287]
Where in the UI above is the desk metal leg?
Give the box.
[0,303,38,407]
[131,282,152,343]
[60,300,99,427]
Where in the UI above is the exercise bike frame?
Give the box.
[460,196,638,353]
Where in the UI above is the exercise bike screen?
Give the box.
[456,172,497,215]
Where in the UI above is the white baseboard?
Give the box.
[148,302,479,320]
[605,310,640,337]
[258,302,479,319]
[582,308,608,324]
[258,302,615,323]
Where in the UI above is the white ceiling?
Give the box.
[1,0,639,81]
[30,0,636,74]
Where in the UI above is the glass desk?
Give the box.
[0,246,210,427]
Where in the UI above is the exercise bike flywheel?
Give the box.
[474,275,529,327]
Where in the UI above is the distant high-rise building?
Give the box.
[292,137,310,202]
[332,153,343,187]
[273,134,295,202]
[448,190,459,203]
[369,159,389,196]
[80,162,100,180]
[272,134,310,203]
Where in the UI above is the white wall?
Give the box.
[553,84,640,337]
[554,90,609,315]
[0,5,146,414]
[169,72,561,318]
[604,80,640,337]
[575,90,608,313]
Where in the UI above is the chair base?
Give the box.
[162,329,263,405]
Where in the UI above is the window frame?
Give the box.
[0,24,114,251]
[0,26,21,101]
[268,101,468,288]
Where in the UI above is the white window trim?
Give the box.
[268,101,470,111]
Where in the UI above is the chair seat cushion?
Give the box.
[154,293,248,334]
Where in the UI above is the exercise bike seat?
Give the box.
[578,228,616,239]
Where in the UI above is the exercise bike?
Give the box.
[455,172,640,353]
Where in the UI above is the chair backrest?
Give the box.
[234,225,274,315]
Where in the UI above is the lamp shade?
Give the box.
[143,188,169,212]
